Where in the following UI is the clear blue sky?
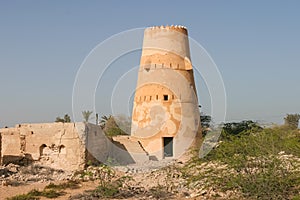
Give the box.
[1,1,300,127]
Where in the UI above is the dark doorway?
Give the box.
[163,137,173,157]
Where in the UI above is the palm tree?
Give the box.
[82,110,93,123]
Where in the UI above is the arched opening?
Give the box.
[59,145,66,154]
[39,144,47,157]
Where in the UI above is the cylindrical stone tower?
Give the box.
[131,25,200,160]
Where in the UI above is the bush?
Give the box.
[186,126,300,199]
[45,180,80,190]
[221,120,262,139]
[7,189,63,200]
[55,114,71,123]
[6,181,79,200]
[284,114,300,129]
[102,116,128,137]
[86,165,135,198]
[7,193,39,200]
[94,183,120,198]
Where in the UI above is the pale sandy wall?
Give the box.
[83,123,110,165]
[0,122,110,171]
[0,127,21,164]
[131,25,201,160]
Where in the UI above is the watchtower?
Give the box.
[131,25,200,160]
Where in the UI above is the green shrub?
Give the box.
[221,120,262,138]
[205,127,300,168]
[186,126,300,199]
[38,189,62,198]
[7,193,39,200]
[89,165,134,198]
[94,183,120,198]
[45,180,80,190]
[284,114,300,129]
[7,185,67,200]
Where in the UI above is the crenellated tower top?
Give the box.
[146,25,188,35]
[141,25,191,69]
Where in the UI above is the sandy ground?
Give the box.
[0,181,98,200]
[0,182,48,200]
[0,181,196,200]
[0,159,200,200]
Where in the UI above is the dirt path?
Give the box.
[0,179,203,200]
[0,181,98,200]
[40,181,98,200]
[0,182,48,200]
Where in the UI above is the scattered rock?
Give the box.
[0,164,72,186]
[0,159,244,199]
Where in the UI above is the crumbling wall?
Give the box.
[0,122,110,171]
[0,127,22,164]
[77,123,110,166]
[24,123,86,171]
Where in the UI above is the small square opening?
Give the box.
[163,95,168,101]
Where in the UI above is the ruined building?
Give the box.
[0,25,201,170]
[0,123,110,171]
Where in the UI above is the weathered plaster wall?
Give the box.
[82,123,110,165]
[131,25,201,160]
[0,122,110,171]
[0,127,22,165]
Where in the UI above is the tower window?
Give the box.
[144,66,150,72]
[156,95,158,100]
[150,96,152,101]
[163,95,168,101]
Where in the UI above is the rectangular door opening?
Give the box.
[163,137,173,157]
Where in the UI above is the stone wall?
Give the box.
[0,122,110,171]
[81,123,110,165]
